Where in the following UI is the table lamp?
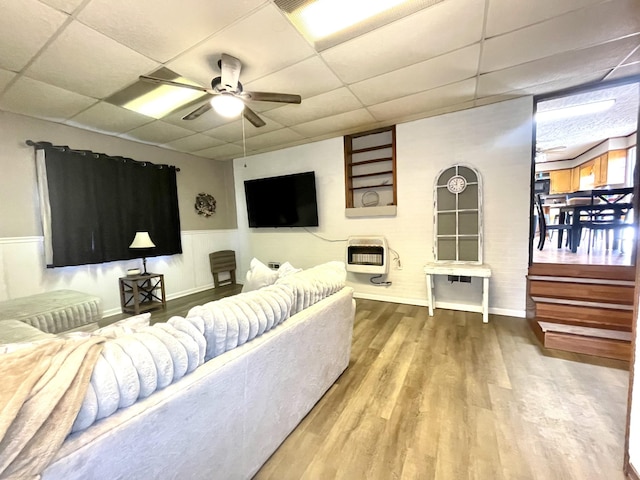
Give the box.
[129,231,155,275]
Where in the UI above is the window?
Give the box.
[34,142,182,267]
[434,164,482,263]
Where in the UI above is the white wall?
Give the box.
[0,230,241,316]
[234,97,533,316]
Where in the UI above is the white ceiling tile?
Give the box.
[367,79,477,123]
[162,134,226,153]
[0,76,96,121]
[40,0,85,14]
[291,109,377,138]
[244,56,342,101]
[194,143,245,160]
[0,0,67,71]
[167,4,315,87]
[477,37,637,97]
[263,88,363,126]
[0,69,16,92]
[607,62,640,81]
[320,0,484,84]
[78,0,268,63]
[204,118,284,143]
[236,128,304,150]
[350,45,480,106]
[120,121,195,144]
[65,101,154,134]
[25,21,159,98]
[481,0,640,73]
[486,0,603,37]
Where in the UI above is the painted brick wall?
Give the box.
[234,97,533,316]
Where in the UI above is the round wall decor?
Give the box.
[195,193,216,217]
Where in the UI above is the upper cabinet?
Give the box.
[548,149,629,194]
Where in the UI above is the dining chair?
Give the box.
[535,194,573,250]
[581,208,634,253]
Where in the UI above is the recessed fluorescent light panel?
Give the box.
[276,0,443,51]
[536,99,616,122]
[123,80,205,119]
[105,67,207,119]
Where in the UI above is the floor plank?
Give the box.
[254,299,630,480]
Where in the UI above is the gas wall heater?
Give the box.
[346,236,389,274]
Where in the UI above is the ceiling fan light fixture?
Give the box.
[210,94,245,118]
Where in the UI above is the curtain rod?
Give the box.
[26,140,181,172]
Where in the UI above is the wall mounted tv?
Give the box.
[244,171,319,228]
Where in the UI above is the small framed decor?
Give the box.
[195,193,216,217]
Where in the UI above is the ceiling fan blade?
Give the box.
[245,91,302,104]
[182,101,212,120]
[139,75,215,95]
[243,105,266,128]
[220,53,242,91]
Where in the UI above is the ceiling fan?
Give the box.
[139,54,302,128]
[535,145,566,162]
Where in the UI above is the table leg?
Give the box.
[482,277,489,323]
[426,273,434,317]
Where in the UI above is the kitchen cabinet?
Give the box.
[549,169,572,194]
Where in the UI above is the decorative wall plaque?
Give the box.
[195,193,216,217]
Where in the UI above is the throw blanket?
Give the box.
[0,335,104,480]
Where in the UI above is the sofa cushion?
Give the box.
[0,319,54,346]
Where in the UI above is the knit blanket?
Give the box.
[0,335,104,480]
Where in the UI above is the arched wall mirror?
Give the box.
[434,164,483,263]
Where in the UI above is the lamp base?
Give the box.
[142,257,150,275]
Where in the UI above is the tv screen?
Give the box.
[244,172,319,228]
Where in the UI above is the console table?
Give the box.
[119,273,166,315]
[424,263,492,323]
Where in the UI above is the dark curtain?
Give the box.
[42,144,182,267]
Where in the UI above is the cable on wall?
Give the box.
[303,228,347,243]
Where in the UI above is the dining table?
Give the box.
[558,187,634,253]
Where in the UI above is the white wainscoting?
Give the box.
[0,230,241,317]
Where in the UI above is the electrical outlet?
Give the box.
[460,276,471,283]
[447,275,460,282]
[268,262,280,270]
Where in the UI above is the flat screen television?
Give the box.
[244,171,319,228]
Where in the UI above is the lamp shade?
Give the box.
[210,94,245,118]
[129,231,156,249]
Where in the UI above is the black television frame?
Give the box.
[244,171,319,228]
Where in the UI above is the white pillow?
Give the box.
[277,261,302,278]
[242,258,278,292]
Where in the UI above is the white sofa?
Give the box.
[40,268,355,479]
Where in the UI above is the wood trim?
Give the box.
[544,331,631,361]
[626,463,640,480]
[529,263,636,281]
[344,135,353,208]
[391,125,397,206]
[529,280,635,305]
[535,302,632,330]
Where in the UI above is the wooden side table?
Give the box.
[119,273,166,315]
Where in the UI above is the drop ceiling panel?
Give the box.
[263,88,363,125]
[204,118,284,143]
[291,109,377,138]
[162,134,226,153]
[478,37,637,97]
[608,63,640,80]
[481,0,640,73]
[65,101,154,135]
[40,0,85,14]
[368,79,476,123]
[194,143,245,160]
[25,21,160,98]
[0,76,96,122]
[243,56,343,101]
[350,45,480,106]
[0,69,16,92]
[486,0,603,37]
[77,0,268,63]
[320,0,484,84]
[236,128,304,150]
[121,121,194,144]
[0,0,67,71]
[167,4,315,87]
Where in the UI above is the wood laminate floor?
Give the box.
[255,299,630,480]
